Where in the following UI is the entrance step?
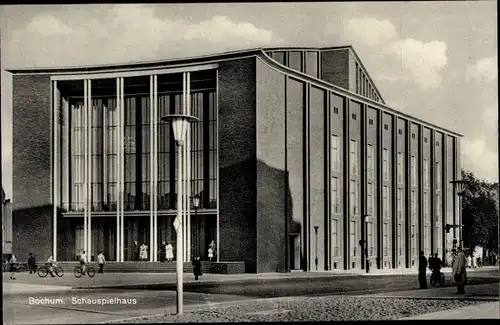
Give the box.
[50,261,212,273]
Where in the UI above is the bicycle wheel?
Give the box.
[37,266,48,278]
[55,266,64,277]
[87,266,95,278]
[74,266,83,278]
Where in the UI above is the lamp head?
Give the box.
[192,195,200,209]
[160,114,199,146]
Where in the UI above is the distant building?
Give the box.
[8,46,462,272]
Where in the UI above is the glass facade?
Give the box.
[58,70,218,261]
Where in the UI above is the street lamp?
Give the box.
[191,194,200,258]
[314,226,319,271]
[161,114,199,315]
[449,179,470,252]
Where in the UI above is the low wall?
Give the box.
[210,261,246,274]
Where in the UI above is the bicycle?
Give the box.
[430,271,445,287]
[37,264,64,278]
[74,264,95,278]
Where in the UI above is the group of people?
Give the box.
[418,247,468,293]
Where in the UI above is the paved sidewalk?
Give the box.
[403,301,499,319]
[365,283,499,301]
[3,282,72,296]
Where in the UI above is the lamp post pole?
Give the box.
[175,141,183,314]
[161,114,199,316]
[191,195,200,258]
[449,179,470,252]
[314,226,319,271]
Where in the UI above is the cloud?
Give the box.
[343,17,397,46]
[466,55,498,83]
[462,136,498,182]
[26,15,74,36]
[481,104,498,130]
[5,4,277,67]
[327,17,449,90]
[385,39,448,89]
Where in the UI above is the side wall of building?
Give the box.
[218,58,258,272]
[255,59,287,273]
[12,74,53,261]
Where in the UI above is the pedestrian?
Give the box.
[418,251,428,289]
[192,256,203,280]
[140,243,148,261]
[97,251,106,274]
[132,241,140,261]
[476,256,482,268]
[159,241,166,262]
[209,240,216,261]
[428,254,433,271]
[452,247,467,294]
[165,242,174,262]
[9,254,18,280]
[28,253,36,275]
[466,254,472,268]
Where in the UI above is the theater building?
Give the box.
[8,46,462,273]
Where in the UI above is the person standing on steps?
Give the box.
[132,241,140,261]
[165,242,174,262]
[208,240,216,262]
[8,254,18,280]
[418,251,428,289]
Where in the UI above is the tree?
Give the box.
[461,169,498,255]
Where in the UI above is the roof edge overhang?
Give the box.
[5,47,263,75]
[256,50,463,138]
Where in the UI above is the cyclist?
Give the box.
[47,255,57,277]
[80,250,87,275]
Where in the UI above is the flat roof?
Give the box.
[5,46,463,137]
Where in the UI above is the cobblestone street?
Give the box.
[107,295,489,323]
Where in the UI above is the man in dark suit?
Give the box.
[418,251,428,289]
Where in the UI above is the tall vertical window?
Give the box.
[331,135,340,172]
[383,222,389,256]
[397,224,402,255]
[367,144,374,179]
[367,183,374,215]
[411,155,416,186]
[350,220,357,256]
[411,190,417,215]
[355,63,359,93]
[423,158,429,188]
[436,192,441,218]
[411,224,416,255]
[383,148,389,181]
[367,222,373,255]
[383,185,390,218]
[436,161,441,190]
[350,180,358,215]
[424,224,430,255]
[423,193,429,219]
[350,139,358,175]
[331,177,340,214]
[397,152,403,184]
[332,219,340,257]
[305,51,319,78]
[397,188,403,219]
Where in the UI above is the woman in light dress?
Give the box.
[165,242,174,262]
[140,243,148,261]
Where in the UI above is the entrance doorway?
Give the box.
[289,234,301,270]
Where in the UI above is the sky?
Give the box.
[0,2,498,198]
